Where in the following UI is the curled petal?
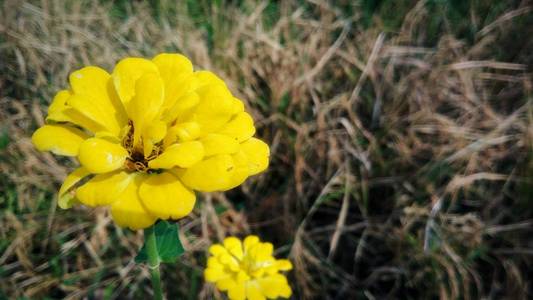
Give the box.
[200,133,239,157]
[217,112,256,143]
[165,122,202,146]
[46,90,72,122]
[177,154,235,192]
[162,92,200,123]
[225,151,249,190]
[148,141,204,169]
[76,171,132,207]
[32,124,89,156]
[69,66,127,133]
[126,72,165,148]
[152,53,196,111]
[78,138,128,174]
[112,57,159,104]
[47,90,108,133]
[110,174,156,230]
[67,94,118,135]
[138,172,196,219]
[58,167,90,209]
[240,138,270,176]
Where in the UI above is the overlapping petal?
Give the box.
[138,172,196,219]
[112,57,159,104]
[110,174,157,230]
[205,236,292,300]
[32,52,271,230]
[58,167,90,209]
[76,171,132,207]
[78,138,128,173]
[68,66,127,135]
[148,141,204,169]
[177,154,235,192]
[32,124,89,156]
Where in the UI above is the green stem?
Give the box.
[145,226,163,300]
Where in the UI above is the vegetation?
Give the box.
[1,0,532,299]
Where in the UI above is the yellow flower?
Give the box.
[204,236,292,300]
[32,54,270,230]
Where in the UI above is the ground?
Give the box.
[0,0,532,299]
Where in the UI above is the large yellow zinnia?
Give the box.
[205,236,292,300]
[32,53,269,230]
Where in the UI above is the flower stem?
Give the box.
[144,226,163,300]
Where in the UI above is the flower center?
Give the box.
[122,121,162,173]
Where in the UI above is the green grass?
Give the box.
[1,0,532,299]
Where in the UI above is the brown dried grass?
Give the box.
[0,0,532,299]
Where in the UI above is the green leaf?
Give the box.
[135,221,184,264]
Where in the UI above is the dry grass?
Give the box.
[1,0,532,299]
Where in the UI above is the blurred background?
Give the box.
[0,0,532,299]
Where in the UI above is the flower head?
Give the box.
[205,236,292,300]
[32,54,269,230]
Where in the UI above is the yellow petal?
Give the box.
[162,92,200,123]
[47,90,107,133]
[32,124,89,156]
[138,172,196,219]
[240,138,270,176]
[46,90,72,122]
[275,259,293,271]
[189,82,235,133]
[236,270,250,283]
[152,53,196,110]
[112,57,159,104]
[225,150,250,190]
[58,167,90,209]
[148,141,204,169]
[245,282,266,300]
[227,282,246,300]
[152,53,193,82]
[76,171,132,207]
[47,90,102,133]
[142,120,167,158]
[231,97,245,114]
[243,235,260,252]
[194,81,234,114]
[216,277,237,292]
[62,108,108,133]
[126,72,164,148]
[223,237,243,260]
[177,154,235,192]
[257,274,291,299]
[194,70,226,88]
[110,174,156,230]
[144,120,167,143]
[69,66,127,133]
[279,282,292,298]
[204,267,227,282]
[200,134,240,157]
[217,112,256,143]
[67,94,119,135]
[164,122,202,147]
[78,138,128,174]
[255,242,274,260]
[209,244,228,256]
